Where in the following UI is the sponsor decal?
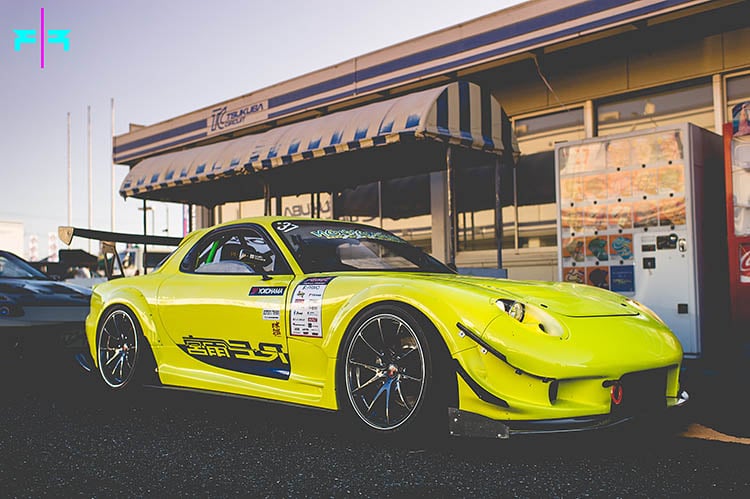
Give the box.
[290,277,335,337]
[262,308,281,321]
[249,286,286,296]
[271,321,282,337]
[309,229,404,244]
[179,335,290,380]
[300,276,336,286]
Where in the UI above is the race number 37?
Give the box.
[274,221,298,233]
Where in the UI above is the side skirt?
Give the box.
[142,383,336,413]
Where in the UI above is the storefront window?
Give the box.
[334,177,433,253]
[382,215,433,253]
[727,72,750,116]
[448,111,587,257]
[280,193,333,219]
[514,108,585,156]
[455,151,557,253]
[220,194,334,226]
[597,82,714,135]
[456,206,515,252]
[454,161,509,253]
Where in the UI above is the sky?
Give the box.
[0,0,523,259]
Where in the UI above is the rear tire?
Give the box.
[96,305,153,390]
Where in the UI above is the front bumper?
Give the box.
[448,390,689,438]
[453,319,685,423]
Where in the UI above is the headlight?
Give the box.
[496,299,566,338]
[495,299,525,322]
[509,302,525,322]
[0,303,23,318]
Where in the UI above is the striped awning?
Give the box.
[120,81,517,199]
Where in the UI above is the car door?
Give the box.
[156,224,294,382]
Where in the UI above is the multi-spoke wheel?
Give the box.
[342,305,434,432]
[97,306,141,389]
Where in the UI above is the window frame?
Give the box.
[595,79,714,136]
[179,223,293,276]
[725,69,750,118]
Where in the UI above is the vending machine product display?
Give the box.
[724,102,750,329]
[555,124,726,357]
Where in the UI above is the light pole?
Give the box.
[138,205,154,234]
[138,203,154,275]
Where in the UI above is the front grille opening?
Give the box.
[611,368,668,415]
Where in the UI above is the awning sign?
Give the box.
[208,99,269,136]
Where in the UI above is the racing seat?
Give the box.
[221,244,242,262]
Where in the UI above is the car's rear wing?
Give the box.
[58,226,182,280]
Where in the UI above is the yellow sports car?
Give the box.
[84,217,687,438]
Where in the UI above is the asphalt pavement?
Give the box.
[677,340,750,442]
[1,348,749,497]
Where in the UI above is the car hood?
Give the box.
[0,278,91,307]
[420,274,639,318]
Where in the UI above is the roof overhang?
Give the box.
[113,0,718,165]
[120,82,517,206]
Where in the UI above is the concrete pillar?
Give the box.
[430,171,450,263]
[713,74,725,133]
[584,100,596,138]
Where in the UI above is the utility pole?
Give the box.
[87,105,93,254]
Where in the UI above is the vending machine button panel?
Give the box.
[656,234,679,250]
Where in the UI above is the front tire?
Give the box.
[96,306,143,389]
[340,304,441,433]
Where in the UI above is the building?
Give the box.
[114,0,750,281]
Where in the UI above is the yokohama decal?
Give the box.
[249,286,286,296]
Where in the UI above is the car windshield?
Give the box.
[0,251,49,279]
[272,220,454,274]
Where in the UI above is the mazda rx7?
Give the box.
[84,218,687,438]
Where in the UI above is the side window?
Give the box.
[185,227,290,275]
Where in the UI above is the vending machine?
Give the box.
[555,124,726,358]
[724,102,750,330]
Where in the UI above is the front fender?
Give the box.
[320,280,504,359]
